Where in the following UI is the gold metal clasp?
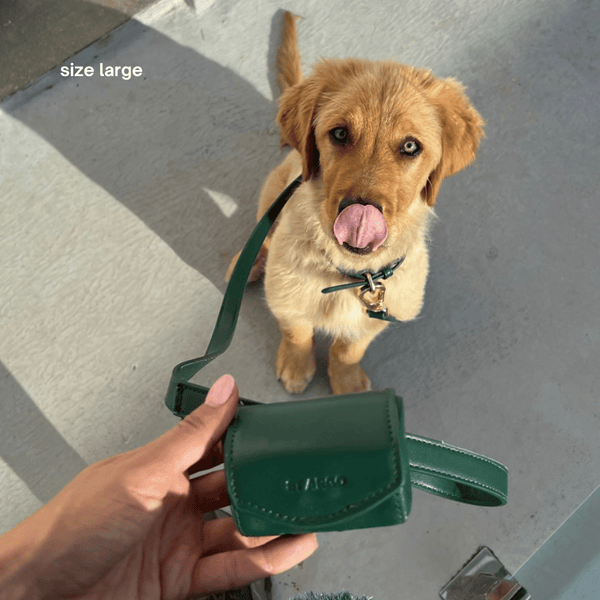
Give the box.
[359,273,387,314]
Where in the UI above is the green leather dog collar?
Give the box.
[321,256,405,294]
[322,256,406,322]
[164,175,508,530]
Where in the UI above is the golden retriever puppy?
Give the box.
[227,12,484,395]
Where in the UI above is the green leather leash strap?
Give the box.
[164,175,508,509]
[165,175,303,415]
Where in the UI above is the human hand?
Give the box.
[0,374,318,600]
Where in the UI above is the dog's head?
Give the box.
[277,59,484,264]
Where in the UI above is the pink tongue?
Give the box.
[333,204,388,250]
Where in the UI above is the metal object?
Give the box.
[440,547,530,600]
[359,274,387,313]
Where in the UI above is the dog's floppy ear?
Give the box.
[277,78,322,181]
[420,76,485,206]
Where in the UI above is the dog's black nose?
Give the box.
[337,196,383,215]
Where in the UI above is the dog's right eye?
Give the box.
[329,127,350,146]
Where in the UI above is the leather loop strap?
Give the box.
[164,175,508,509]
[406,434,508,507]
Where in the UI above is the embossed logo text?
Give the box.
[285,475,347,492]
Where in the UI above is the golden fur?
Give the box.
[227,12,484,394]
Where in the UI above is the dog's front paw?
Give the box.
[328,362,372,395]
[276,338,316,394]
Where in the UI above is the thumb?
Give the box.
[153,374,239,472]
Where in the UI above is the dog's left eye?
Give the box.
[400,138,421,156]
[330,127,350,145]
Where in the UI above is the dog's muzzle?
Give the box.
[333,197,388,253]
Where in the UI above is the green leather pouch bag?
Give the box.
[224,390,411,536]
[222,389,507,536]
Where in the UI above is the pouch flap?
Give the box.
[224,389,411,531]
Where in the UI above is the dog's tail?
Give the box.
[277,12,303,92]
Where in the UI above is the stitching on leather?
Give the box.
[391,479,404,519]
[386,397,403,521]
[235,489,405,524]
[412,480,507,504]
[406,435,508,473]
[411,462,504,497]
[412,481,471,501]
[412,481,454,497]
[226,417,241,502]
[174,384,184,414]
[228,398,405,523]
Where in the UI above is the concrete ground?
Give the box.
[1,0,599,598]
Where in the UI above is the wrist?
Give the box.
[0,523,43,600]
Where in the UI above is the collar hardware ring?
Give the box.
[359,275,387,314]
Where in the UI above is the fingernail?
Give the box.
[205,374,235,407]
